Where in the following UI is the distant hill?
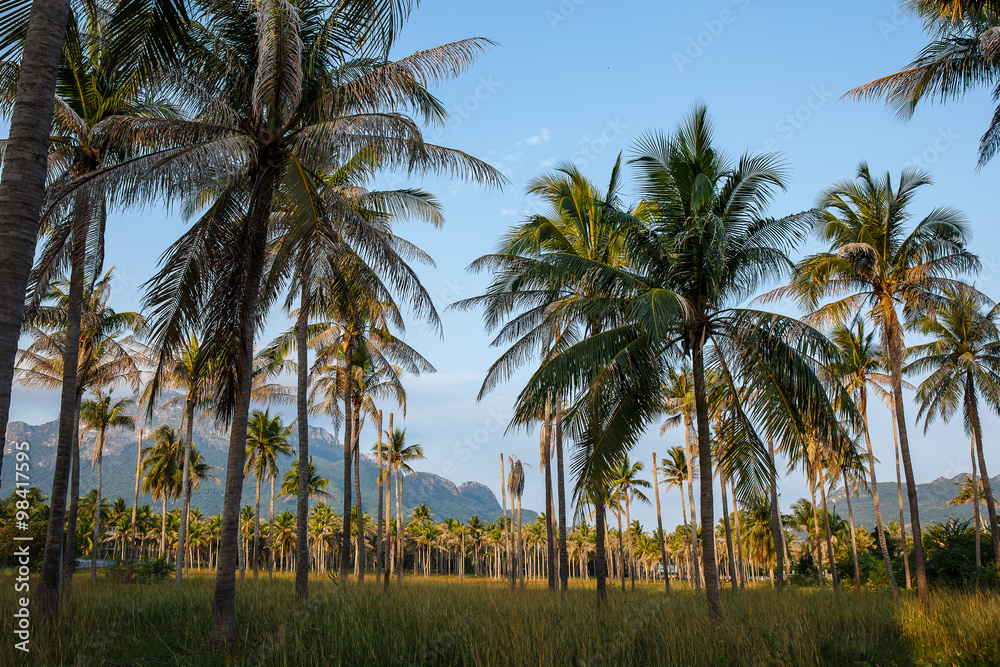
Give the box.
[2,400,534,523]
[826,473,1000,529]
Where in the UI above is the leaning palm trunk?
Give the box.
[295,283,310,597]
[210,167,278,644]
[692,345,721,621]
[91,428,107,585]
[175,399,194,586]
[891,410,911,590]
[555,400,569,591]
[682,415,701,592]
[37,211,87,614]
[967,377,1000,565]
[0,0,73,508]
[652,453,671,593]
[767,438,784,591]
[883,303,929,605]
[128,430,143,574]
[843,469,862,595]
[339,339,355,582]
[859,393,898,597]
[62,394,83,597]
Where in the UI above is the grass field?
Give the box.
[2,572,999,666]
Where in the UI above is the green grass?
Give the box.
[2,572,999,666]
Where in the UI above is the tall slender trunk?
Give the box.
[614,507,625,591]
[767,438,784,592]
[0,0,73,496]
[542,397,556,590]
[807,461,825,582]
[383,413,392,588]
[268,476,275,579]
[720,471,736,592]
[682,414,701,592]
[353,408,364,582]
[652,453,670,593]
[891,409,911,590]
[692,343,720,621]
[679,482,691,585]
[295,281,310,597]
[339,336,355,582]
[555,399,569,591]
[91,429,107,585]
[967,375,1000,564]
[160,496,167,558]
[62,393,82,597]
[883,302,928,605]
[626,495,636,590]
[175,399,194,586]
[37,204,87,615]
[730,480,745,590]
[396,467,403,586]
[859,390,898,597]
[209,164,277,643]
[594,491,607,605]
[128,429,143,571]
[517,492,524,589]
[376,411,384,584]
[817,459,839,592]
[843,469,862,595]
[252,476,261,579]
[501,454,512,589]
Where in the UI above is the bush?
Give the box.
[106,558,172,584]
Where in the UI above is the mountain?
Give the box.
[2,401,534,523]
[826,474,1000,529]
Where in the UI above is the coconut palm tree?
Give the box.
[772,163,979,604]
[508,457,526,589]
[907,289,1000,565]
[380,427,424,585]
[278,457,332,503]
[824,317,899,597]
[245,409,294,580]
[846,1,1000,166]
[661,447,696,587]
[609,457,650,590]
[78,391,135,583]
[141,425,182,558]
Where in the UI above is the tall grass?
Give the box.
[2,573,998,665]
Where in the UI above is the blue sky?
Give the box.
[9,0,1000,529]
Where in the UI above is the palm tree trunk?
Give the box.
[268,477,275,579]
[692,343,721,621]
[0,0,73,501]
[816,460,839,591]
[61,394,82,598]
[501,454,512,589]
[295,281,310,597]
[720,471,737,592]
[767,438,784,592]
[859,391,898,598]
[891,409,911,590]
[209,165,277,644]
[843,469,862,595]
[353,409,364,582]
[971,432,982,567]
[252,477,261,580]
[339,337,354,582]
[128,429,142,573]
[884,304,929,605]
[679,485,691,585]
[542,398,556,591]
[626,496,636,590]
[376,413,384,584]
[160,496,167,558]
[175,399,194,587]
[92,429,107,585]
[652,453,670,593]
[730,479,745,590]
[517,493,524,590]
[682,414,701,592]
[396,468,403,586]
[555,399,569,592]
[594,491,607,605]
[807,463,825,582]
[967,376,1000,565]
[37,206,87,615]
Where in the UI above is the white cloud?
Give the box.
[524,127,551,146]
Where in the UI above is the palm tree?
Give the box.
[379,426,424,585]
[278,457,332,503]
[245,409,294,580]
[141,425,182,558]
[661,447,696,586]
[508,457,526,589]
[907,289,1000,565]
[78,391,135,583]
[846,1,1000,166]
[824,317,899,597]
[774,163,979,604]
[651,451,671,593]
[610,457,650,590]
[16,270,145,595]
[107,2,499,638]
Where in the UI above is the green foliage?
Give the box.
[105,558,171,584]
